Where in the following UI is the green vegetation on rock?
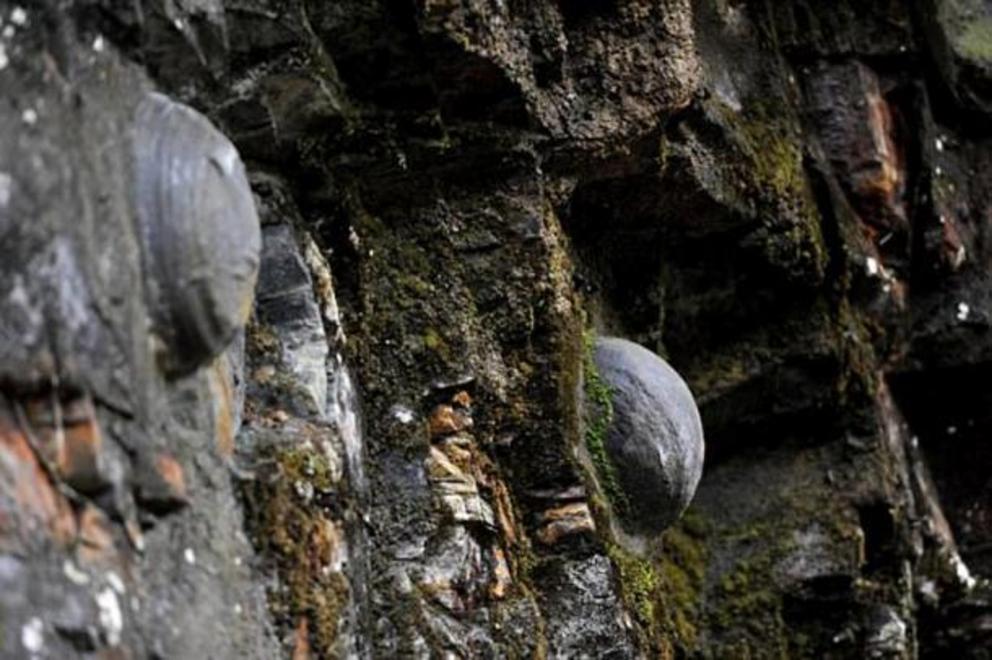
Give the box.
[607,511,710,658]
[243,444,348,655]
[582,331,630,518]
[957,17,992,61]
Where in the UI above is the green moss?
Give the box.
[244,445,349,655]
[737,113,805,203]
[606,511,710,657]
[700,485,862,657]
[398,272,433,296]
[957,17,992,61]
[423,327,446,354]
[582,331,630,517]
[656,521,708,649]
[277,446,335,492]
[834,300,879,408]
[713,554,785,632]
[608,544,661,623]
[705,524,793,659]
[702,97,828,286]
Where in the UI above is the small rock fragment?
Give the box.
[451,390,472,408]
[390,404,415,424]
[21,617,44,654]
[864,605,907,658]
[292,617,311,660]
[428,404,472,438]
[0,415,77,545]
[62,560,90,586]
[488,546,512,599]
[76,504,115,565]
[134,452,189,515]
[59,398,108,494]
[95,587,123,647]
[535,502,596,545]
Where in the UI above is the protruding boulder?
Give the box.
[133,93,261,376]
[584,336,704,552]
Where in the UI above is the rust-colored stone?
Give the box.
[806,61,907,233]
[535,502,596,546]
[21,394,108,494]
[135,452,189,515]
[491,479,519,546]
[76,504,116,566]
[451,390,472,409]
[155,453,187,498]
[209,360,236,457]
[428,404,472,438]
[58,402,107,494]
[488,545,512,600]
[426,445,471,484]
[438,435,475,470]
[291,616,311,660]
[941,214,967,272]
[0,414,76,546]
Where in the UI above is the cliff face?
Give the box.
[1,0,991,658]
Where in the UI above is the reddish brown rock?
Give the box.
[135,452,190,515]
[291,616,311,660]
[0,413,76,546]
[428,404,473,438]
[21,394,108,494]
[210,360,237,457]
[59,399,107,495]
[535,502,596,546]
[451,390,472,409]
[76,504,117,566]
[488,546,513,600]
[806,61,907,234]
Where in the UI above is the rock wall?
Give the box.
[1,0,991,658]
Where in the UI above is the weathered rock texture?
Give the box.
[2,0,992,658]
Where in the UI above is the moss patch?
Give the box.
[582,331,630,518]
[244,444,349,655]
[606,511,710,657]
[686,94,827,289]
[957,16,992,61]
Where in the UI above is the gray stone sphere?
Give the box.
[589,336,705,542]
[133,93,261,376]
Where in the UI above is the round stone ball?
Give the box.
[132,93,261,376]
[589,336,705,540]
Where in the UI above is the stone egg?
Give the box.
[585,336,704,550]
[132,93,261,376]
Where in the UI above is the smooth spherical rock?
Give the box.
[132,92,261,376]
[587,336,704,544]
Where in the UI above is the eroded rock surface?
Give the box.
[2,0,992,658]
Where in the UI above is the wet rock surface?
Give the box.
[2,0,992,658]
